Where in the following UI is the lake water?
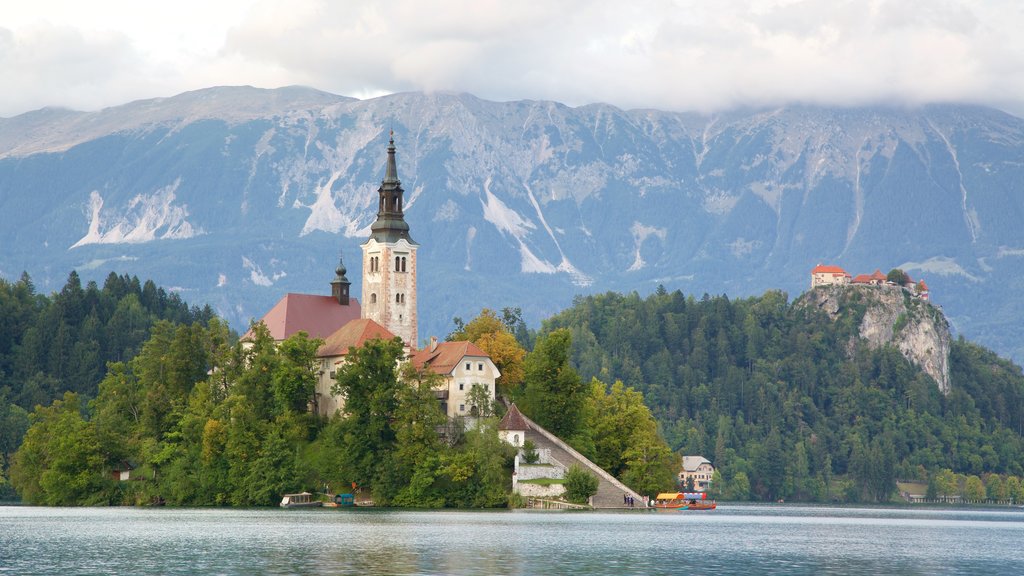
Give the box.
[2,504,1023,575]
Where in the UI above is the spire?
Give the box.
[384,132,399,184]
[369,132,416,244]
[330,251,351,305]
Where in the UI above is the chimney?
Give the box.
[429,335,438,352]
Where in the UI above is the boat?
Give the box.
[653,492,717,511]
[279,492,323,508]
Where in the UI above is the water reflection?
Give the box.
[1,506,1023,575]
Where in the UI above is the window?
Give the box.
[401,257,406,272]
[478,363,484,371]
[459,404,465,412]
[395,256,401,271]
[512,433,520,445]
[459,383,464,391]
[465,362,471,371]
[370,293,377,303]
[396,294,401,303]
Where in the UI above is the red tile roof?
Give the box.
[317,318,397,357]
[870,269,886,282]
[851,274,872,284]
[498,403,530,431]
[811,264,849,275]
[409,341,490,376]
[245,293,361,341]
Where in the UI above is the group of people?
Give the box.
[623,493,637,507]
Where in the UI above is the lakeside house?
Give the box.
[679,456,715,492]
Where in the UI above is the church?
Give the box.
[248,135,499,419]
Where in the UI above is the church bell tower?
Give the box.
[361,134,418,347]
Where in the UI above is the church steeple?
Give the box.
[361,132,419,348]
[370,134,415,244]
[330,252,351,305]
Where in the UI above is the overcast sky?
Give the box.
[2,0,1023,118]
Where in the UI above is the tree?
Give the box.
[963,475,986,501]
[520,329,586,439]
[933,469,958,498]
[448,308,526,395]
[986,474,1007,501]
[726,471,751,501]
[886,269,910,286]
[271,332,322,414]
[331,336,407,492]
[563,464,599,504]
[10,393,112,505]
[466,383,494,418]
[620,420,678,497]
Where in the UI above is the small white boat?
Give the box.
[280,492,322,508]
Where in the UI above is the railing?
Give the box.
[525,497,591,510]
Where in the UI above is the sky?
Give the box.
[2,0,1024,118]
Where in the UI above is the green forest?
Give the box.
[4,271,1024,506]
[542,287,1024,502]
[1,273,673,505]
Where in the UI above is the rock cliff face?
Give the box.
[798,285,951,393]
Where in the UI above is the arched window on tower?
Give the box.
[401,257,406,272]
[396,293,401,304]
[370,293,377,304]
[395,256,401,272]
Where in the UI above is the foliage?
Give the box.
[448,308,527,395]
[0,271,214,411]
[10,393,113,505]
[538,287,1024,502]
[522,439,539,464]
[563,464,599,504]
[519,329,587,439]
[886,269,910,286]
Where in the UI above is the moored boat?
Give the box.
[653,492,717,510]
[279,492,323,508]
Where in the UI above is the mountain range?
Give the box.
[1,86,1022,362]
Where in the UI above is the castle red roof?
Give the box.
[317,318,396,358]
[244,293,361,341]
[851,274,872,284]
[811,264,849,275]
[409,341,491,376]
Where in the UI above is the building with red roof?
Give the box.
[409,337,501,419]
[246,135,498,420]
[313,319,398,415]
[497,403,530,447]
[810,264,851,288]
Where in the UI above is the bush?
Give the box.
[522,439,539,464]
[563,464,598,504]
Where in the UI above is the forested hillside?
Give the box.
[543,287,1024,502]
[0,271,214,498]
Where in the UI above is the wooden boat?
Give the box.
[279,492,323,508]
[653,492,717,511]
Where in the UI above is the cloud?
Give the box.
[2,0,1024,117]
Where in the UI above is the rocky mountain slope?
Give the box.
[797,284,952,393]
[0,87,1022,360]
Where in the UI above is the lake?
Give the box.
[2,504,1023,575]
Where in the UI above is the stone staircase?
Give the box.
[518,411,648,509]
